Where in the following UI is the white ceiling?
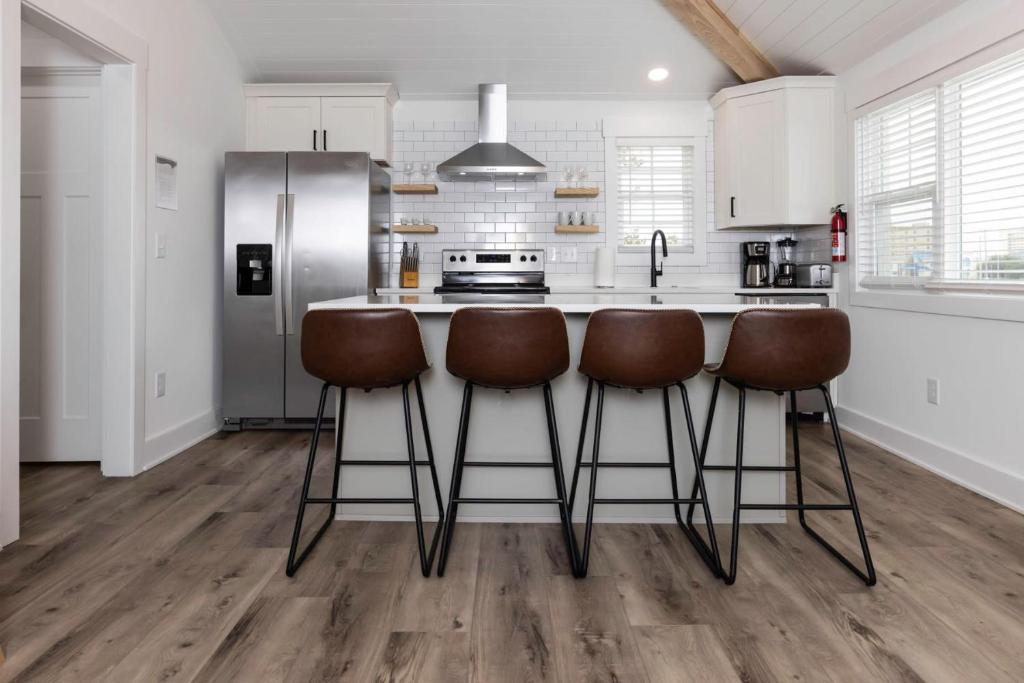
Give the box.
[720,0,969,75]
[204,0,970,98]
[202,0,739,98]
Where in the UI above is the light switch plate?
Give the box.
[561,246,578,263]
[155,372,166,398]
[547,247,559,263]
[926,377,939,405]
[155,233,167,259]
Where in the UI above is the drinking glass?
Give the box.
[563,168,575,189]
[577,166,589,187]
[403,162,414,185]
[420,162,432,184]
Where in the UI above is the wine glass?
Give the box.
[403,162,414,185]
[577,166,589,188]
[563,167,575,189]
[420,162,432,184]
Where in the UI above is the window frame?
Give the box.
[852,49,1024,298]
[604,127,707,267]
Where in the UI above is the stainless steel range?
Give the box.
[434,249,548,298]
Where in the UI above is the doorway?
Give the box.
[20,23,103,462]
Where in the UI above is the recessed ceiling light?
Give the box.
[648,67,669,82]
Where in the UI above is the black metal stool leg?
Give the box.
[286,383,333,576]
[568,378,593,516]
[578,383,605,576]
[686,377,721,527]
[415,377,445,575]
[436,382,473,576]
[328,388,347,520]
[723,387,746,585]
[675,383,723,577]
[543,382,580,577]
[403,382,433,577]
[793,386,877,586]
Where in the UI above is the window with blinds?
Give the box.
[855,48,1024,287]
[616,143,695,251]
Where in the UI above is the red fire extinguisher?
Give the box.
[831,204,848,263]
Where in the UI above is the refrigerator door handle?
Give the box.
[273,193,286,335]
[284,193,296,335]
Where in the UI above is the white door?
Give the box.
[724,91,785,228]
[321,97,389,161]
[250,97,321,151]
[20,80,102,462]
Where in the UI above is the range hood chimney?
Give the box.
[436,84,546,179]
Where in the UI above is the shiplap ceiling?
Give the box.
[204,0,969,96]
[721,0,969,75]
[202,0,739,97]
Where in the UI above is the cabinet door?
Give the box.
[722,91,785,228]
[250,97,321,151]
[321,97,390,163]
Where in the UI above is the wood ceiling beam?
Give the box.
[660,0,779,82]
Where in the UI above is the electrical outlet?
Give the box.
[155,372,166,398]
[561,246,578,263]
[926,377,939,405]
[155,233,167,259]
[546,247,559,263]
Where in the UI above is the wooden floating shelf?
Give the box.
[393,183,439,195]
[554,187,600,198]
[555,224,600,234]
[392,224,439,234]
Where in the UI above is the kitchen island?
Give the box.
[307,293,819,524]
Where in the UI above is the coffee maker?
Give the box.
[741,241,772,288]
[774,237,798,288]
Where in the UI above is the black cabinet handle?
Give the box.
[323,129,327,151]
[313,130,318,151]
[730,196,736,218]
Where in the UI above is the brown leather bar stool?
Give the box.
[568,309,721,577]
[436,307,578,577]
[689,308,876,586]
[286,309,445,577]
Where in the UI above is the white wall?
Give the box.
[21,21,99,68]
[836,0,1024,513]
[74,0,247,469]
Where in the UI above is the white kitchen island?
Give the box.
[307,293,819,524]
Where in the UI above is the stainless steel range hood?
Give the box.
[437,84,546,179]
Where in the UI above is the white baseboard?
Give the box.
[836,406,1024,515]
[141,408,219,473]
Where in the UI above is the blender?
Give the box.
[775,237,798,287]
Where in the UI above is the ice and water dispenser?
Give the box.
[236,244,273,296]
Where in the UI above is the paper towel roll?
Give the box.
[594,246,615,288]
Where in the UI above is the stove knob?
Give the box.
[520,255,527,262]
[460,255,467,262]
[530,255,538,262]
[449,255,457,262]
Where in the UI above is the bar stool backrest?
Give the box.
[715,308,851,391]
[446,307,570,389]
[301,308,429,389]
[579,308,705,388]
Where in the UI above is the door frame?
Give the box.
[1,0,149,546]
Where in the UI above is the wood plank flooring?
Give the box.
[1,423,1023,682]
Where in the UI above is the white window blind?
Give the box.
[855,48,1024,287]
[855,90,938,282]
[616,143,695,251]
[941,50,1024,282]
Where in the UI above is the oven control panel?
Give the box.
[441,249,544,273]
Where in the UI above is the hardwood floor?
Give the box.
[1,423,1023,682]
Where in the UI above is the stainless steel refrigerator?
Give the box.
[222,152,390,429]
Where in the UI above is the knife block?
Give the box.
[400,270,419,288]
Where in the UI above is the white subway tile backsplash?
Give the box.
[389,115,828,284]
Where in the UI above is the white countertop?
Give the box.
[377,285,836,296]
[310,293,822,314]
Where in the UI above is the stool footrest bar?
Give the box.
[593,497,702,505]
[338,459,432,466]
[703,465,797,472]
[304,497,415,504]
[452,497,563,504]
[578,462,671,468]
[461,461,552,468]
[738,503,853,511]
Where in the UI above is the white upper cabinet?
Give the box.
[712,76,836,229]
[245,84,396,165]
